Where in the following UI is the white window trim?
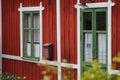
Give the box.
[18,2,44,60]
[75,0,115,80]
[75,2,115,8]
[0,0,2,74]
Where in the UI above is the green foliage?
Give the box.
[38,62,57,80]
[109,75,120,80]
[38,56,120,80]
[113,53,120,63]
[81,60,108,80]
[1,73,18,80]
[38,60,119,80]
[38,60,73,80]
[0,73,26,80]
[80,58,120,80]
[62,66,73,80]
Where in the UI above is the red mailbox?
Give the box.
[43,43,53,60]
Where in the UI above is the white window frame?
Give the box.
[18,2,44,61]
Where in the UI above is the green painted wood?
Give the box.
[80,8,108,74]
[22,11,40,59]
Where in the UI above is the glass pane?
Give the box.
[23,30,31,56]
[96,34,106,64]
[96,12,106,30]
[84,33,92,62]
[33,13,40,28]
[34,30,40,57]
[83,12,92,30]
[24,14,31,28]
[32,30,40,57]
[33,43,40,57]
[33,30,40,43]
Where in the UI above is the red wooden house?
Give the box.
[0,0,120,80]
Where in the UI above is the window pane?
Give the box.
[24,14,31,28]
[96,12,106,30]
[32,30,40,57]
[24,30,31,56]
[33,30,40,43]
[33,13,40,28]
[83,12,92,30]
[96,34,106,64]
[33,43,40,57]
[84,33,92,62]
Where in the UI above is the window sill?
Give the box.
[22,56,39,61]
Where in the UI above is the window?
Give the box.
[19,3,44,60]
[80,8,107,72]
[23,11,40,60]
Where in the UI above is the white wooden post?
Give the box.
[76,1,81,80]
[107,0,115,74]
[56,0,62,80]
[19,3,23,57]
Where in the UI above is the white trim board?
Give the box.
[56,0,62,80]
[107,0,114,75]
[74,2,115,8]
[76,4,81,80]
[2,54,78,69]
[18,5,44,11]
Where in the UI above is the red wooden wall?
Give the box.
[2,0,58,79]
[2,0,78,63]
[2,0,120,79]
[2,0,57,59]
[2,58,58,80]
[112,0,120,69]
[60,0,77,64]
[2,0,77,79]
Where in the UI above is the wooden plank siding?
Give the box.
[2,0,58,80]
[60,0,77,64]
[2,58,58,80]
[114,1,120,69]
[112,0,118,68]
[2,0,57,59]
[116,3,120,68]
[2,58,22,77]
[2,0,78,79]
[62,68,77,80]
[2,0,120,80]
